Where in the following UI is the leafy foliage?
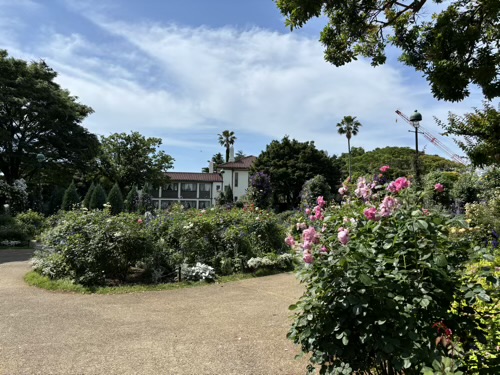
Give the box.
[287,175,493,374]
[252,136,341,210]
[124,185,139,213]
[107,183,124,215]
[218,130,236,162]
[300,175,332,210]
[274,1,500,101]
[89,184,107,210]
[247,172,272,209]
[439,102,500,167]
[82,183,95,209]
[15,210,46,238]
[97,132,173,189]
[0,50,99,186]
[138,182,154,213]
[337,115,362,178]
[61,181,80,211]
[0,179,28,214]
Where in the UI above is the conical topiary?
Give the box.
[138,182,154,213]
[125,185,139,212]
[61,181,80,211]
[107,183,124,215]
[82,182,95,209]
[89,184,107,210]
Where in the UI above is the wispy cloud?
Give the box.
[1,0,488,170]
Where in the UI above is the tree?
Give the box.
[0,50,99,186]
[300,175,332,210]
[138,182,154,213]
[336,116,362,179]
[235,150,246,161]
[97,131,174,190]
[202,152,225,173]
[89,184,107,210]
[218,130,236,162]
[82,183,95,209]
[125,185,139,212]
[247,172,272,209]
[274,0,500,101]
[252,136,341,210]
[107,183,124,215]
[341,146,464,181]
[61,181,80,211]
[438,102,500,167]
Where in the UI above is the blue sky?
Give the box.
[0,0,491,171]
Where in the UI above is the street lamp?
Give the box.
[409,110,423,183]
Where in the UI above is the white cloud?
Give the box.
[2,2,489,170]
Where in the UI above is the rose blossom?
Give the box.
[317,196,326,208]
[379,196,400,217]
[380,165,390,173]
[387,177,411,193]
[337,227,350,245]
[303,252,314,264]
[284,236,295,247]
[434,183,445,192]
[364,207,380,221]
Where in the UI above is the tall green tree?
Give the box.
[89,184,107,210]
[336,116,362,179]
[0,50,99,185]
[235,150,246,161]
[138,182,154,213]
[202,152,225,173]
[438,102,500,167]
[107,183,124,215]
[82,183,95,209]
[252,136,341,210]
[61,181,80,211]
[274,0,500,101]
[218,130,237,162]
[125,185,139,212]
[97,132,174,190]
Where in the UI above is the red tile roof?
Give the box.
[166,172,223,182]
[219,156,256,170]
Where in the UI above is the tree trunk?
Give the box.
[347,137,351,179]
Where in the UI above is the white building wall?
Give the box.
[222,170,250,201]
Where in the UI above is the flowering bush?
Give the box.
[247,253,295,273]
[287,174,493,374]
[180,262,216,282]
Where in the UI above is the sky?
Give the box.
[0,0,492,171]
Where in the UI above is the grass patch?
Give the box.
[24,271,256,295]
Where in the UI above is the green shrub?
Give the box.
[89,184,107,210]
[138,182,154,213]
[15,210,46,238]
[300,175,332,210]
[61,181,80,211]
[47,186,65,214]
[287,175,488,374]
[0,225,28,242]
[125,185,139,212]
[82,183,95,209]
[423,170,459,209]
[107,183,124,215]
[35,209,154,286]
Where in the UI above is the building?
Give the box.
[218,155,257,202]
[150,151,257,209]
[151,172,223,209]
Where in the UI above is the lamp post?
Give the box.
[409,110,423,183]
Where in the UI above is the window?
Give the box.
[199,183,211,192]
[165,183,178,191]
[234,172,239,187]
[180,200,197,209]
[198,201,211,209]
[216,185,221,191]
[181,183,196,192]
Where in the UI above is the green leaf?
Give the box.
[477,293,491,302]
[289,304,298,311]
[342,336,349,345]
[483,254,495,262]
[359,274,373,286]
[420,298,430,308]
[417,220,428,230]
[434,254,447,267]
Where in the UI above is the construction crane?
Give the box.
[395,110,467,165]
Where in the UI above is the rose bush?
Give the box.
[287,174,496,374]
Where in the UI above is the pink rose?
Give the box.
[320,246,328,254]
[317,196,326,208]
[137,218,143,224]
[305,208,311,215]
[379,196,400,217]
[337,227,350,245]
[284,236,295,247]
[364,207,380,221]
[303,226,320,244]
[434,183,445,192]
[303,252,314,264]
[387,177,411,193]
[380,165,390,173]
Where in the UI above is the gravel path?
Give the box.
[0,250,307,375]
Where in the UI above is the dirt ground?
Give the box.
[0,249,308,375]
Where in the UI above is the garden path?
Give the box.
[0,250,306,375]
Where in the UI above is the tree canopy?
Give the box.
[339,146,464,180]
[252,136,341,210]
[218,130,236,162]
[438,102,500,167]
[274,0,500,101]
[0,50,99,185]
[97,131,174,189]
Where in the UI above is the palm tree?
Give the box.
[336,116,362,179]
[218,130,237,162]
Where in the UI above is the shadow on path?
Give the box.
[0,249,34,264]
